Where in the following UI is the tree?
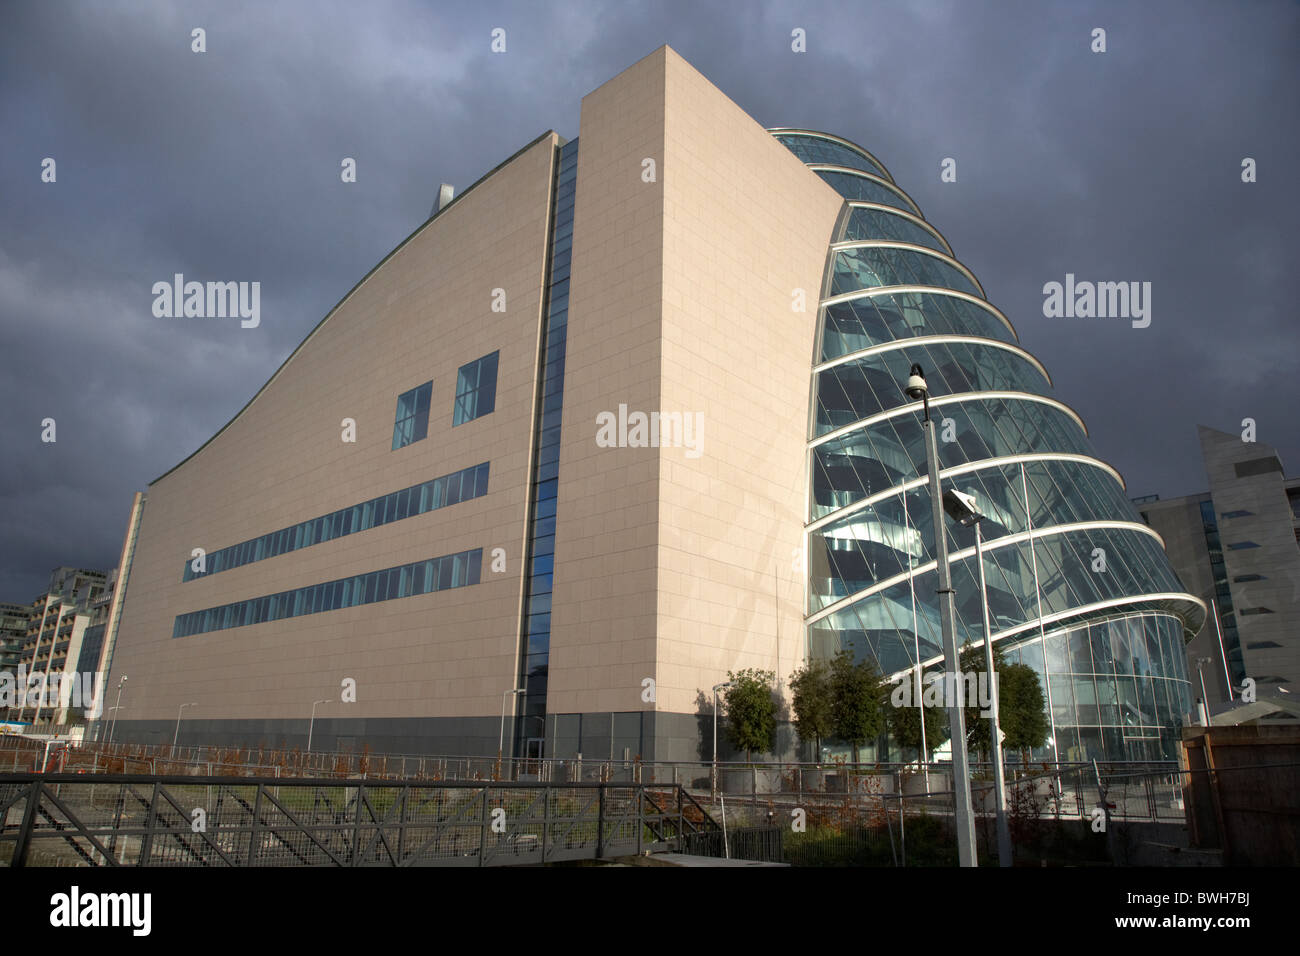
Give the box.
[888,672,950,763]
[999,663,1050,765]
[723,669,777,763]
[959,642,1008,763]
[789,658,834,760]
[829,650,885,763]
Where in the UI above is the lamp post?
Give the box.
[172,702,197,753]
[499,687,525,766]
[905,363,977,867]
[944,488,1012,867]
[904,497,930,792]
[1196,657,1213,725]
[107,675,127,744]
[1209,599,1234,702]
[307,699,330,752]
[106,706,124,743]
[712,681,732,802]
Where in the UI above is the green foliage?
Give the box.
[887,672,950,760]
[723,668,777,762]
[897,814,960,866]
[829,651,885,761]
[999,663,1050,763]
[959,642,1006,762]
[788,658,834,754]
[784,826,894,866]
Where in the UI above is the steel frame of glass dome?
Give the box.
[771,128,1207,763]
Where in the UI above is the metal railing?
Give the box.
[0,774,719,867]
[47,741,1179,785]
[7,742,1198,826]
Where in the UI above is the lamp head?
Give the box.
[905,363,928,401]
[942,488,983,526]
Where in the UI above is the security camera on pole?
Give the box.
[904,363,978,867]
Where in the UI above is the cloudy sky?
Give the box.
[1,0,1296,601]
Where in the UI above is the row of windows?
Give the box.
[393,350,500,449]
[173,548,483,638]
[1198,499,1245,685]
[182,463,489,581]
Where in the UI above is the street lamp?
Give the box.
[1209,599,1234,702]
[943,487,1012,868]
[712,680,732,801]
[172,702,197,753]
[905,363,978,867]
[499,687,526,762]
[107,675,127,744]
[1195,657,1213,725]
[307,699,330,752]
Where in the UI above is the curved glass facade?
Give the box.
[843,205,951,254]
[772,131,890,178]
[820,291,1016,361]
[813,169,920,214]
[778,128,1205,762]
[815,341,1051,433]
[831,245,982,298]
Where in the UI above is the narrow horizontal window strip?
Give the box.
[172,548,483,638]
[183,462,489,582]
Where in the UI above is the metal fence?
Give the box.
[680,825,785,863]
[42,742,1185,800]
[5,741,1202,833]
[0,774,719,867]
[783,826,893,867]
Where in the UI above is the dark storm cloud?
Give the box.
[1,0,1296,599]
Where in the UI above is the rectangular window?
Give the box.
[445,471,463,506]
[1234,456,1282,479]
[393,381,433,450]
[453,351,499,425]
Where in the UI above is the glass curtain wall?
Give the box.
[774,129,1206,762]
[513,139,578,760]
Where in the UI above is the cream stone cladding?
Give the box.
[107,133,560,729]
[549,47,842,734]
[546,49,667,719]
